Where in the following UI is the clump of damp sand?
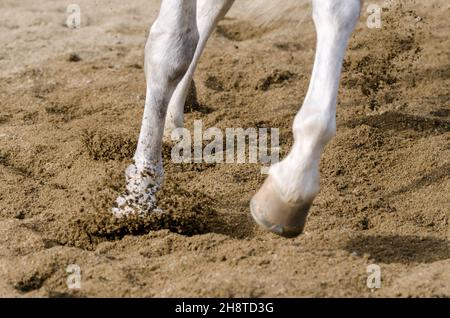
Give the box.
[48,161,218,250]
[47,113,225,250]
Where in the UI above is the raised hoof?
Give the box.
[250,176,313,238]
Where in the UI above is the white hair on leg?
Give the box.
[113,0,199,217]
[251,0,362,237]
[164,0,234,138]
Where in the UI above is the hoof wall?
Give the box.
[250,176,312,238]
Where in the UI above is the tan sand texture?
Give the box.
[0,0,449,297]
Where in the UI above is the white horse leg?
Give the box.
[251,0,362,237]
[163,0,234,138]
[113,0,199,216]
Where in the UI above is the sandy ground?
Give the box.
[0,0,449,297]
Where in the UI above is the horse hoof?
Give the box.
[250,176,312,238]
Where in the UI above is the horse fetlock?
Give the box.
[112,163,163,217]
